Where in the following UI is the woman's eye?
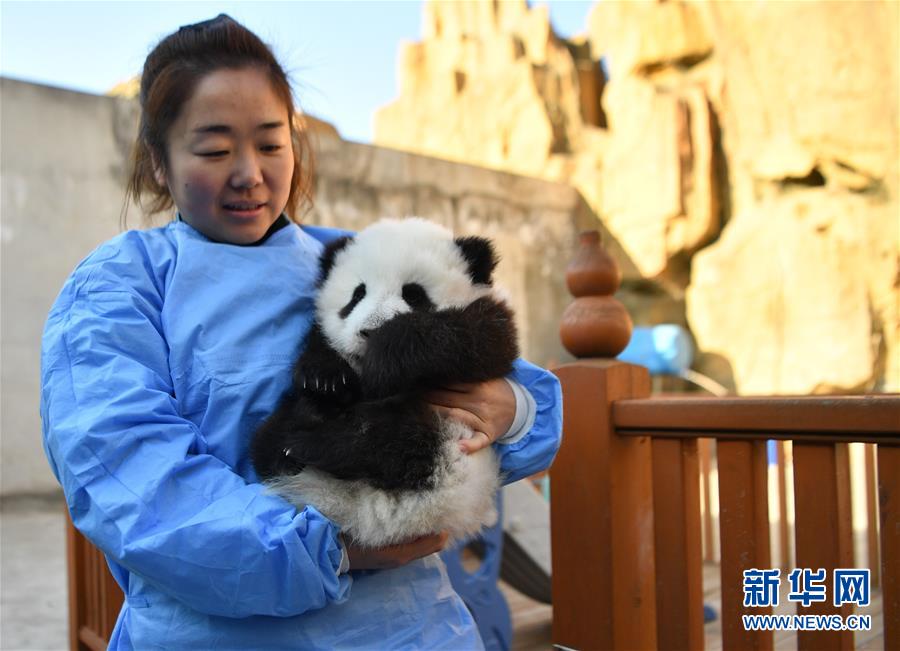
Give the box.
[260,144,284,153]
[197,151,228,158]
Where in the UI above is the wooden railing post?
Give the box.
[552,361,655,650]
[878,445,899,651]
[718,439,774,651]
[551,231,657,650]
[793,443,855,651]
[66,515,122,651]
[66,515,86,651]
[652,437,704,650]
[864,444,880,589]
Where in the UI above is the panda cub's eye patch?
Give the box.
[340,283,366,319]
[402,283,434,311]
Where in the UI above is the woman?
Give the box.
[40,14,562,650]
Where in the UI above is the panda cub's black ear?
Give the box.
[455,236,498,286]
[318,236,354,286]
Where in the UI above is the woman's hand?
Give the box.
[345,532,449,570]
[426,378,516,454]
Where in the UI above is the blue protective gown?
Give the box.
[40,219,563,650]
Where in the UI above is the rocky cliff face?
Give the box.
[375,1,588,180]
[375,0,899,394]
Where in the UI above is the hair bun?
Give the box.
[177,14,232,34]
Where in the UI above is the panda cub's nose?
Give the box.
[359,329,372,339]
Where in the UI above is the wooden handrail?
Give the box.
[613,395,900,443]
[617,429,900,444]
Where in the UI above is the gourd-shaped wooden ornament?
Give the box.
[559,231,633,358]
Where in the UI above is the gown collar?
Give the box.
[175,213,291,246]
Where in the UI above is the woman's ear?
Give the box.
[151,154,167,188]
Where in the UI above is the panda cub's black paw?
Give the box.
[296,364,359,399]
[293,351,360,403]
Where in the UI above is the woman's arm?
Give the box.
[41,273,351,619]
[494,359,563,483]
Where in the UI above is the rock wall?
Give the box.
[374,1,587,180]
[0,78,592,495]
[374,0,900,394]
[682,1,899,394]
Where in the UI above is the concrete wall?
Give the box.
[1,79,135,495]
[1,79,594,496]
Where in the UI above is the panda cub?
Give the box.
[251,218,519,548]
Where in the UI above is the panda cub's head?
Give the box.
[315,218,500,365]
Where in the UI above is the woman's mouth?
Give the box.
[223,201,266,217]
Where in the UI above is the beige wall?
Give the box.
[0,79,594,496]
[2,79,131,495]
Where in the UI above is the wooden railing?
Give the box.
[66,518,122,651]
[550,232,899,651]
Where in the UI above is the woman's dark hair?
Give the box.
[125,14,313,221]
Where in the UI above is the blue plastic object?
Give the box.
[768,439,778,465]
[618,324,695,376]
[441,495,511,651]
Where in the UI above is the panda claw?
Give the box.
[302,372,351,394]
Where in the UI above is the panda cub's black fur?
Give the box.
[251,218,519,548]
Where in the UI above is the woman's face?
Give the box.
[160,67,294,245]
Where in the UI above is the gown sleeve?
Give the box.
[492,358,563,484]
[40,254,351,619]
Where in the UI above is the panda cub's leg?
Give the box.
[278,396,444,492]
[251,391,325,480]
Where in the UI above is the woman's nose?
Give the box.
[230,150,263,189]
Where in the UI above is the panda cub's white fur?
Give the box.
[266,418,500,547]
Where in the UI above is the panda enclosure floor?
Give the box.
[1,494,69,651]
[499,580,553,650]
[457,548,552,650]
